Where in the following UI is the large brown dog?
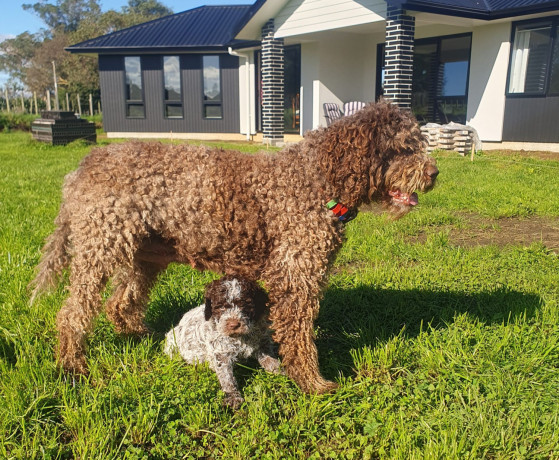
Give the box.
[31,100,438,393]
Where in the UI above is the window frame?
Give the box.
[162,55,184,119]
[124,56,145,119]
[201,54,223,120]
[506,16,559,98]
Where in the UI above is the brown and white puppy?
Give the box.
[164,275,281,409]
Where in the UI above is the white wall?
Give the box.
[301,32,380,131]
[237,51,257,136]
[275,0,386,38]
[467,22,511,142]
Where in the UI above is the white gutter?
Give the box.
[228,47,253,141]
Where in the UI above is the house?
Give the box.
[67,0,559,151]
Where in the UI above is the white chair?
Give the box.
[323,103,343,126]
[343,101,366,116]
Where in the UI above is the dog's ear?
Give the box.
[204,297,212,321]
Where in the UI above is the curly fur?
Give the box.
[164,275,280,409]
[30,100,438,394]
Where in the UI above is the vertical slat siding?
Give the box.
[99,55,125,133]
[503,96,559,143]
[98,53,240,134]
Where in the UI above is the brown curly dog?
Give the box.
[30,100,438,394]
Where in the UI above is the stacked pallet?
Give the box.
[32,111,96,145]
[421,122,476,156]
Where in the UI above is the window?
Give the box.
[508,18,559,95]
[509,21,553,94]
[124,56,144,118]
[202,55,222,119]
[163,56,182,118]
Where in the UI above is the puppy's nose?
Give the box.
[426,165,439,179]
[228,319,242,330]
[225,318,246,335]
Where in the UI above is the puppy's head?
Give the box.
[204,275,268,337]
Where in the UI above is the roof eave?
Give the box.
[401,1,559,20]
[66,45,233,54]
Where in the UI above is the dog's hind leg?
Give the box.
[105,261,161,335]
[56,254,109,375]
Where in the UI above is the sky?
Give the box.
[0,0,250,87]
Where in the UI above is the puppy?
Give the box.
[164,275,282,408]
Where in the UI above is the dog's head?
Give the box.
[310,99,438,219]
[204,275,268,337]
[365,101,438,218]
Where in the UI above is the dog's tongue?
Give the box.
[389,190,419,206]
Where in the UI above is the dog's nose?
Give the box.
[426,165,439,180]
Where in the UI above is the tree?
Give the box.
[0,32,40,84]
[23,0,101,33]
[5,0,174,105]
[123,0,172,18]
[25,33,69,94]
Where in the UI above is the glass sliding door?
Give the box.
[284,45,301,134]
[412,43,438,122]
[437,35,471,123]
[412,34,471,124]
[379,33,472,124]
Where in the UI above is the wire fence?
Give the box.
[0,88,101,116]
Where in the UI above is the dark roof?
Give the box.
[393,0,559,19]
[66,5,257,54]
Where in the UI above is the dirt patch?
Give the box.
[486,150,559,162]
[415,214,559,252]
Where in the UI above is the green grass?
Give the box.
[1,131,558,458]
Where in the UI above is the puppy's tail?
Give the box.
[29,205,72,305]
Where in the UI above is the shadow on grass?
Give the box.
[138,284,540,386]
[316,285,542,380]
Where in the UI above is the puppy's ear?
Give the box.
[204,297,212,321]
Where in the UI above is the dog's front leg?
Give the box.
[263,244,338,394]
[210,355,243,409]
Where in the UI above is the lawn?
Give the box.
[0,131,558,458]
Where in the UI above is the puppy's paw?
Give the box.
[223,392,244,410]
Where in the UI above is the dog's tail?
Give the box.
[29,205,72,305]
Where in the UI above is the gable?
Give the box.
[274,0,387,38]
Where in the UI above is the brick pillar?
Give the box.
[384,6,415,110]
[261,19,284,144]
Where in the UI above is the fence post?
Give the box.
[66,93,70,111]
[46,90,51,111]
[77,93,82,116]
[34,92,38,115]
[20,91,25,112]
[89,94,93,116]
[6,88,10,113]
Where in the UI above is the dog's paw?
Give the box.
[315,380,339,394]
[259,355,283,374]
[223,392,244,410]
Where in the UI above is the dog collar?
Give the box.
[326,199,358,223]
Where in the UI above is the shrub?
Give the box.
[0,112,39,132]
[83,113,103,129]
